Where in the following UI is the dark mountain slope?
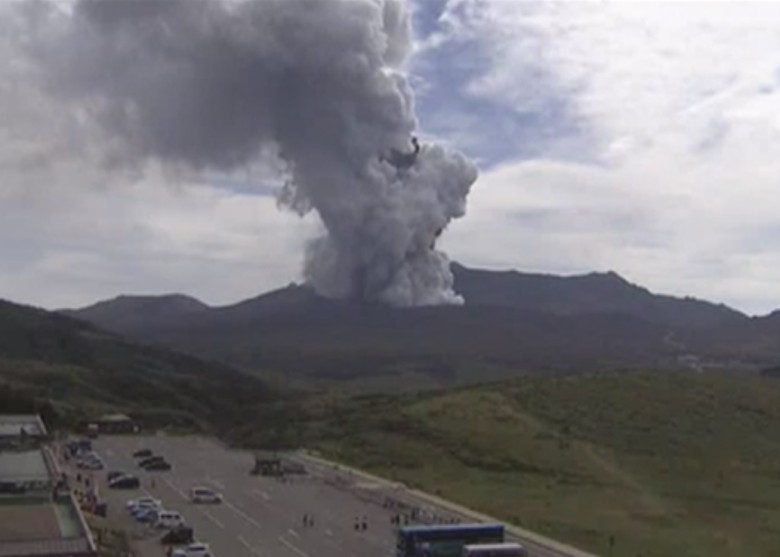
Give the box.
[0,298,276,427]
[452,263,745,329]
[61,294,209,336]
[68,284,677,381]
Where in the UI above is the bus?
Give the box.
[462,543,527,556]
[396,523,505,557]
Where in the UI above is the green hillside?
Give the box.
[245,372,780,557]
[0,299,278,430]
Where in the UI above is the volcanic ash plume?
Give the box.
[21,0,478,306]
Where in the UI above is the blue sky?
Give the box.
[409,0,590,169]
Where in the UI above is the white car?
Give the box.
[171,542,212,557]
[189,486,222,504]
[126,496,161,510]
[155,510,185,529]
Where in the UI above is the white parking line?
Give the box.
[238,535,264,556]
[206,476,226,489]
[287,528,300,538]
[161,477,188,500]
[224,498,264,531]
[197,506,226,529]
[253,489,271,501]
[279,536,309,557]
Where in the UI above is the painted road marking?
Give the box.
[279,536,309,557]
[325,529,333,537]
[253,489,271,501]
[197,506,225,529]
[238,535,264,556]
[206,476,226,489]
[224,498,264,530]
[288,528,299,538]
[161,477,188,500]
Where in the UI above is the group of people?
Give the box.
[353,516,369,531]
[302,513,315,528]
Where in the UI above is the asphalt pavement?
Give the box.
[77,435,399,557]
[59,434,597,557]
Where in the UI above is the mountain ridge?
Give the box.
[58,263,764,385]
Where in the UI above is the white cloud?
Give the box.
[0,1,315,309]
[433,1,780,314]
[5,0,780,314]
[0,174,317,309]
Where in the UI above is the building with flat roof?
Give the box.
[0,497,96,557]
[0,449,56,498]
[0,416,47,449]
[94,413,137,434]
[0,416,96,557]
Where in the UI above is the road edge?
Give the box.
[294,450,600,557]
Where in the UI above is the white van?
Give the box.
[155,510,185,529]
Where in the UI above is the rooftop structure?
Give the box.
[0,416,47,442]
[0,415,96,557]
[0,450,51,483]
[0,497,96,557]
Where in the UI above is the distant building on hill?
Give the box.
[91,413,138,435]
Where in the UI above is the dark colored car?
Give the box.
[144,460,172,471]
[66,439,92,456]
[133,449,153,458]
[161,525,194,546]
[109,475,140,489]
[134,508,159,523]
[138,456,164,467]
[107,470,126,483]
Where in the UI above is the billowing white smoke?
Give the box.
[19,0,477,306]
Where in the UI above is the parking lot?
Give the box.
[62,434,399,557]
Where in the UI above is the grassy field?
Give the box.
[244,372,780,557]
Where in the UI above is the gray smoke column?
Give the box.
[22,0,477,306]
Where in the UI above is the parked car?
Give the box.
[66,439,92,456]
[145,460,172,471]
[78,457,104,470]
[108,475,140,489]
[171,542,212,557]
[107,470,126,483]
[138,455,165,468]
[155,510,185,529]
[161,525,195,546]
[126,496,161,510]
[132,448,153,458]
[133,508,159,524]
[189,486,222,504]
